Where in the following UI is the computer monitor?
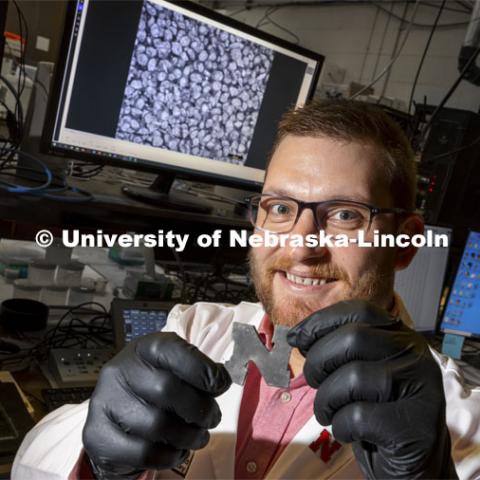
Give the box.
[440,230,480,338]
[42,0,324,208]
[394,225,452,333]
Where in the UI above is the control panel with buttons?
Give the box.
[47,348,114,387]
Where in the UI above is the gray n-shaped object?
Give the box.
[225,322,292,388]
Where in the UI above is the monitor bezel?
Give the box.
[41,0,325,190]
[440,228,480,339]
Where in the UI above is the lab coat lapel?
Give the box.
[208,381,244,479]
[267,418,356,479]
[205,339,244,478]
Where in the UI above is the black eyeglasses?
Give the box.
[245,194,407,234]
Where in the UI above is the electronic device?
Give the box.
[440,230,480,338]
[111,298,175,349]
[394,225,452,333]
[47,348,114,387]
[42,0,324,208]
[419,107,480,245]
[41,386,95,412]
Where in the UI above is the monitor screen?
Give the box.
[43,0,323,188]
[394,225,452,333]
[122,308,169,344]
[110,299,174,349]
[440,230,480,338]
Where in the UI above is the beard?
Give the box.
[248,249,394,327]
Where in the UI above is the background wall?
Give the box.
[215,1,479,113]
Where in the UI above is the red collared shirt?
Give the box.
[234,315,317,479]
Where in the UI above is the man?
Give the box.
[13,100,480,479]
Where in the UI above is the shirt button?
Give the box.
[280,391,292,403]
[246,461,257,473]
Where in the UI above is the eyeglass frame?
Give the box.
[244,193,408,233]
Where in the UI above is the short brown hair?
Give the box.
[270,99,417,211]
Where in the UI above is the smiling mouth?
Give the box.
[284,271,337,286]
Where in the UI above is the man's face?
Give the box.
[249,135,401,327]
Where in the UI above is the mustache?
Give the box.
[263,256,350,282]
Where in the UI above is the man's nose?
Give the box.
[286,208,329,262]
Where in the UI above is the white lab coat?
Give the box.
[12,299,480,480]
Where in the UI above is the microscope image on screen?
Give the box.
[115,1,275,165]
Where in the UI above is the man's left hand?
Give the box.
[287,300,458,479]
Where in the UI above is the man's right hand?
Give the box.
[82,332,231,479]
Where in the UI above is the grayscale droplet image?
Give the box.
[115,1,275,165]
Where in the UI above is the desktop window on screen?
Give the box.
[441,231,480,337]
[48,0,322,186]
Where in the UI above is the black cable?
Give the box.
[408,0,447,115]
[0,98,13,116]
[367,15,392,96]
[422,1,471,14]
[421,46,480,144]
[374,3,473,29]
[219,0,471,19]
[255,6,276,27]
[31,186,94,202]
[74,171,104,179]
[351,0,420,99]
[11,1,28,144]
[0,164,64,182]
[0,74,24,148]
[13,5,23,129]
[358,5,380,84]
[0,151,52,192]
[229,7,248,17]
[376,1,410,102]
[0,149,94,201]
[454,0,473,13]
[0,2,27,160]
[14,1,28,98]
[429,132,480,161]
[72,164,104,178]
[0,303,111,369]
[263,7,300,44]
[47,302,107,340]
[34,78,49,98]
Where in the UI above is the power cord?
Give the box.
[0,302,112,371]
[419,45,480,146]
[407,0,447,115]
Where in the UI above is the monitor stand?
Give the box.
[121,173,213,214]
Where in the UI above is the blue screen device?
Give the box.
[440,230,480,338]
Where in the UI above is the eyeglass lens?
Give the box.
[251,196,372,234]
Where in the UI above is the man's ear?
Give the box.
[395,214,424,271]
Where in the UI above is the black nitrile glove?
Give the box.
[287,300,458,480]
[82,332,231,480]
